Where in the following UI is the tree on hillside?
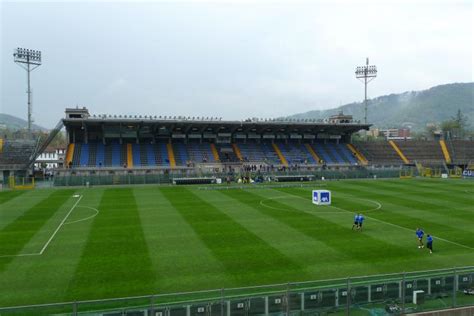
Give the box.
[49,131,67,148]
[424,123,439,140]
[442,109,469,139]
[453,109,469,130]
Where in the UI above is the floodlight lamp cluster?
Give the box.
[355,65,377,77]
[91,114,225,121]
[14,48,42,64]
[246,117,321,123]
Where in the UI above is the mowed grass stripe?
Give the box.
[160,187,306,285]
[0,188,105,307]
[310,183,473,246]
[224,189,412,267]
[195,189,347,279]
[66,188,156,300]
[326,182,474,236]
[133,188,231,292]
[0,190,54,231]
[406,179,474,192]
[0,189,75,270]
[0,190,26,206]
[383,178,474,197]
[358,180,474,214]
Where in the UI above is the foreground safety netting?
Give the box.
[0,266,473,316]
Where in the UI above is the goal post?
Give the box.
[8,176,35,190]
[399,168,413,179]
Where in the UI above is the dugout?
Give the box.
[274,175,315,182]
[172,177,216,185]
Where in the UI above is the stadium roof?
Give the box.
[63,116,370,135]
[63,107,371,136]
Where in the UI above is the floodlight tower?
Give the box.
[13,48,42,132]
[355,58,377,124]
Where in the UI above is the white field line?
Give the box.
[260,194,381,213]
[39,195,83,254]
[327,204,474,251]
[0,252,41,259]
[0,195,83,258]
[279,191,474,251]
[63,206,99,225]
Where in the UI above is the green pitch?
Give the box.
[0,178,473,307]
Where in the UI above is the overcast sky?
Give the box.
[1,0,472,128]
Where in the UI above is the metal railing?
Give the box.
[0,266,473,315]
[51,168,402,187]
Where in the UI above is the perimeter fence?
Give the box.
[1,266,473,316]
[51,168,402,187]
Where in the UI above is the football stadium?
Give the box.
[1,106,473,315]
[1,2,474,316]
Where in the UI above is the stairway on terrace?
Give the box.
[394,140,445,165]
[353,141,404,165]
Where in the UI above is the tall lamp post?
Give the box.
[13,48,42,133]
[355,58,377,124]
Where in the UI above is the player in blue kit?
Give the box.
[416,228,424,248]
[357,214,365,231]
[426,235,433,253]
[352,213,360,230]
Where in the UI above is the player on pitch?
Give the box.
[426,234,433,254]
[416,228,424,248]
[357,214,365,231]
[352,213,360,230]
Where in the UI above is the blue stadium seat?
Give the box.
[96,143,105,166]
[132,144,141,166]
[79,144,89,166]
[146,144,156,165]
[111,143,121,166]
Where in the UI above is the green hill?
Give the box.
[0,113,47,131]
[289,82,474,131]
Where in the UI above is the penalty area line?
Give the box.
[0,195,83,258]
[39,195,83,255]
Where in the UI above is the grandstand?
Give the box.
[0,120,63,186]
[0,138,37,169]
[60,108,371,174]
[3,107,473,186]
[58,107,474,179]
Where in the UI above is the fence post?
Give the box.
[221,288,225,316]
[150,295,155,316]
[452,267,457,308]
[401,272,406,314]
[73,301,77,316]
[346,277,351,316]
[286,282,290,316]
